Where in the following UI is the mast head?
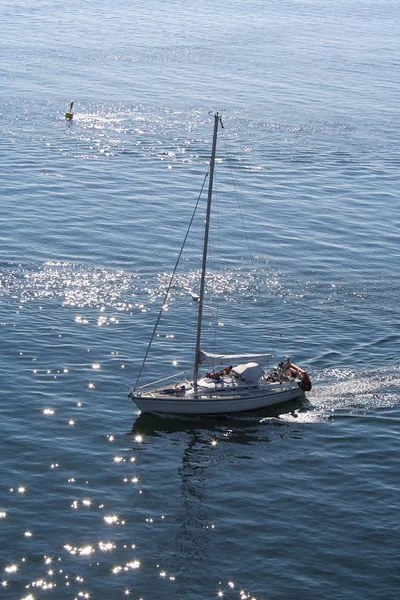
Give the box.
[209,110,224,128]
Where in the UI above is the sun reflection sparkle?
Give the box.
[98,541,115,551]
[104,515,119,525]
[112,566,122,575]
[4,565,18,573]
[75,316,89,324]
[79,545,94,556]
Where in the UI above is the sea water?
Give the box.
[1,0,399,598]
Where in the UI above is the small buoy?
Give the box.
[65,101,74,120]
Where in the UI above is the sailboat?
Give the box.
[129,113,312,415]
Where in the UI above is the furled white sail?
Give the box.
[199,350,274,365]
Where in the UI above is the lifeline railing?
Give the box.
[132,370,187,392]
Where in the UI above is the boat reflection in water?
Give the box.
[130,395,311,444]
[127,395,310,594]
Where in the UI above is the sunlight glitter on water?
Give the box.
[155,268,262,302]
[1,263,138,310]
[103,515,120,525]
[98,542,116,552]
[63,543,98,557]
[4,565,18,573]
[75,316,89,324]
[79,546,94,556]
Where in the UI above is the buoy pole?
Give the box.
[65,101,74,120]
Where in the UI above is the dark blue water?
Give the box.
[1,0,399,598]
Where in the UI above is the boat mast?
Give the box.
[193,112,222,387]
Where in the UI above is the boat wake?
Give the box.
[307,363,400,417]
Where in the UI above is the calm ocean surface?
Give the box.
[1,0,399,598]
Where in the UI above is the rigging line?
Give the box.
[134,171,209,388]
[221,135,274,342]
[221,136,257,270]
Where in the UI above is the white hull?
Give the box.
[131,381,305,415]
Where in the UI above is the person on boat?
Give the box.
[205,365,233,380]
[278,357,292,380]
